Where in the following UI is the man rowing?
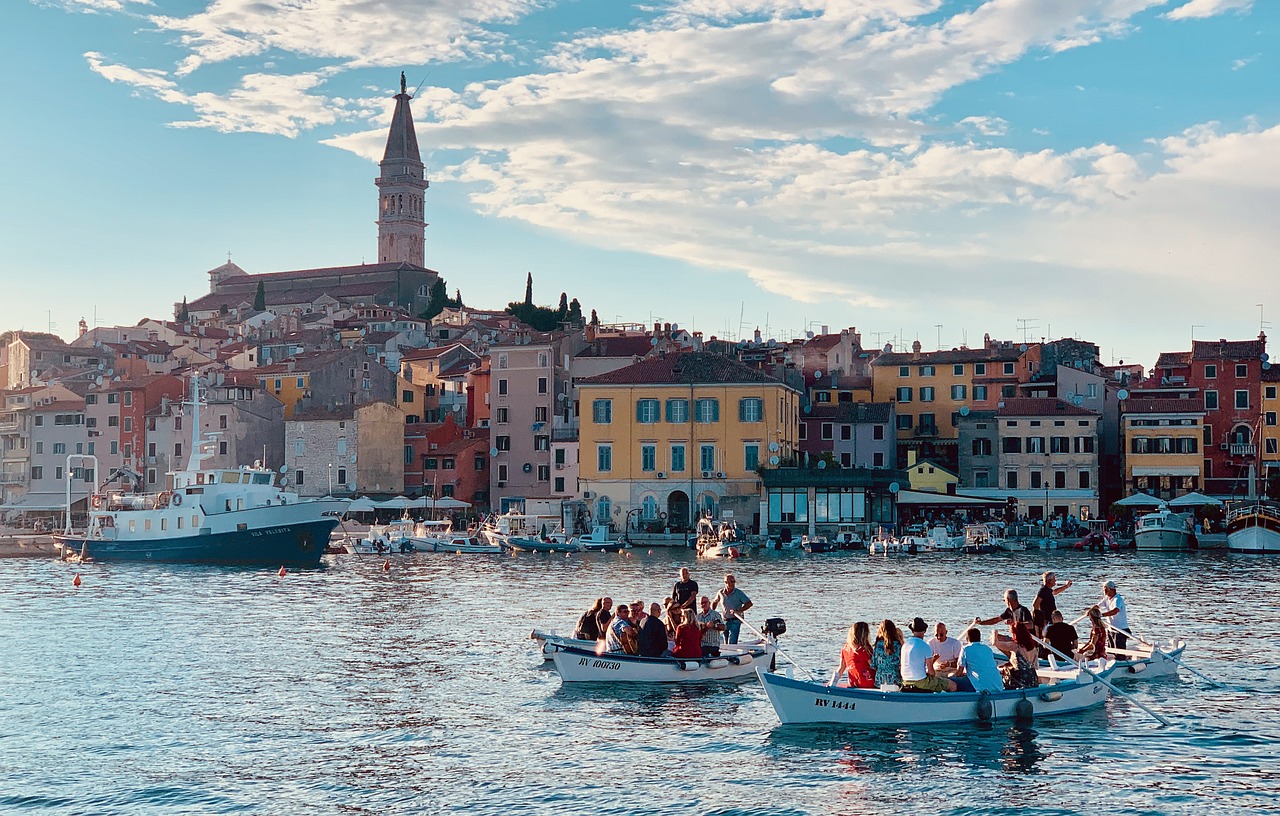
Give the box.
[1096,580,1131,653]
[973,589,1032,628]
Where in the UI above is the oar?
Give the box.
[733,613,819,683]
[1031,634,1171,726]
[1103,621,1219,686]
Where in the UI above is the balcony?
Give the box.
[0,472,26,485]
[1229,443,1257,457]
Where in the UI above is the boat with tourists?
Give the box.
[694,516,745,558]
[53,378,347,566]
[1133,504,1197,551]
[1226,501,1280,554]
[347,518,419,554]
[549,640,775,683]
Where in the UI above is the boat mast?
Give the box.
[186,375,206,471]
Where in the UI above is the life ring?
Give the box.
[156,491,171,508]
[91,495,103,510]
[171,492,183,507]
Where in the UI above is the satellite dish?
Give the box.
[1117,389,1130,400]
[651,338,658,346]
[279,477,289,487]
[768,442,780,452]
[769,455,780,466]
[1072,395,1084,406]
[814,370,823,379]
[817,460,827,469]
[959,405,970,416]
[452,404,462,412]
[803,404,811,414]
[889,482,900,494]
[1019,344,1028,352]
[280,464,288,473]
[490,447,499,457]
[806,331,814,339]
[1264,361,1273,370]
[1262,353,1270,363]
[670,324,678,331]
[767,339,777,348]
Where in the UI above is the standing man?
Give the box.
[974,589,1032,627]
[712,574,753,644]
[672,567,699,612]
[1032,571,1073,638]
[695,595,725,657]
[927,621,962,673]
[1097,580,1131,653]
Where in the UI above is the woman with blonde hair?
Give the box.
[1078,605,1108,661]
[831,621,876,688]
[870,619,904,687]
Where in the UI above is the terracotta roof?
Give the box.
[575,336,657,358]
[252,349,354,375]
[1122,398,1205,415]
[1155,351,1191,368]
[34,398,86,411]
[995,398,1097,417]
[1192,337,1267,361]
[1263,366,1280,383]
[802,334,844,351]
[577,352,792,388]
[401,345,455,362]
[873,346,1023,366]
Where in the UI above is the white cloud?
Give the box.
[1167,0,1253,20]
[1232,54,1258,70]
[959,115,1008,137]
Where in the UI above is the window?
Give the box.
[919,413,936,433]
[1267,412,1278,427]
[497,353,508,369]
[1204,364,1217,379]
[974,470,989,488]
[554,477,565,492]
[953,364,964,376]
[498,379,508,396]
[768,488,809,523]
[34,441,43,454]
[640,444,656,472]
[1003,362,1015,375]
[1006,471,1018,489]
[798,423,807,440]
[1205,391,1218,410]
[820,423,834,441]
[1054,470,1066,489]
[739,398,764,422]
[219,415,228,430]
[666,399,689,423]
[496,407,509,424]
[31,466,42,480]
[219,442,227,456]
[694,398,720,423]
[972,438,992,456]
[1079,470,1091,488]
[475,455,486,471]
[1235,390,1249,410]
[1050,436,1070,454]
[1074,437,1096,454]
[296,470,305,486]
[402,390,415,403]
[537,465,550,482]
[1267,386,1277,400]
[815,391,831,403]
[597,444,612,472]
[336,467,347,485]
[744,444,760,470]
[1002,437,1022,454]
[495,435,511,451]
[700,444,716,472]
[896,415,913,430]
[951,384,967,400]
[975,363,987,376]
[920,387,935,402]
[1267,439,1279,455]
[498,464,508,482]
[1030,471,1042,489]
[592,399,612,424]
[1001,385,1017,398]
[636,399,660,423]
[537,377,548,394]
[108,416,119,427]
[919,365,935,377]
[872,451,885,467]
[123,391,133,407]
[534,406,548,423]
[555,448,566,465]
[670,445,686,472]
[898,366,910,377]
[1027,437,1045,454]
[442,457,456,470]
[1236,364,1248,378]
[123,417,132,433]
[294,439,304,456]
[642,495,658,520]
[538,352,549,368]
[896,387,912,403]
[973,385,988,401]
[840,425,852,441]
[107,393,118,404]
[873,425,885,441]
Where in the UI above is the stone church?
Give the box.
[183,74,440,320]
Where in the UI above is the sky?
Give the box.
[0,0,1274,370]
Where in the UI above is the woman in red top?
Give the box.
[831,621,876,688]
[671,610,703,659]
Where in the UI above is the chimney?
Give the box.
[754,327,762,343]
[664,323,671,333]
[821,325,829,335]
[912,339,922,361]
[78,318,88,337]
[654,322,661,334]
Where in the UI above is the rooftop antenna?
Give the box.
[47,311,56,334]
[1016,318,1038,345]
[1191,324,1203,347]
[871,331,889,348]
[934,323,943,350]
[1258,303,1272,334]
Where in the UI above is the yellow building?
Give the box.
[1262,369,1279,488]
[1120,397,1205,500]
[577,352,800,532]
[905,451,959,494]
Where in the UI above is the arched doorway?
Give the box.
[667,490,690,531]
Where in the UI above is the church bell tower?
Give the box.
[376,72,428,267]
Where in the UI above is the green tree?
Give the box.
[558,292,568,316]
[567,298,583,325]
[524,272,534,305]
[253,280,266,311]
[419,278,451,321]
[177,297,189,322]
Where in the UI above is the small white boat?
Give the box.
[572,525,631,552]
[550,642,774,683]
[694,517,745,558]
[868,535,912,555]
[1226,502,1280,554]
[907,526,963,552]
[532,629,769,663]
[349,519,418,554]
[963,523,1001,554]
[421,533,501,554]
[1134,504,1197,551]
[756,664,1112,726]
[1109,638,1186,679]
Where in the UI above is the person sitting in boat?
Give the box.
[902,617,957,692]
[993,620,1040,690]
[631,600,648,629]
[1096,580,1131,653]
[831,621,875,688]
[574,598,605,641]
[973,589,1032,628]
[594,604,614,648]
[927,621,962,674]
[695,595,725,658]
[672,567,699,613]
[1045,610,1079,658]
[1077,606,1108,662]
[953,627,1004,693]
[604,604,639,655]
[637,602,669,658]
[870,619,904,687]
[671,609,703,659]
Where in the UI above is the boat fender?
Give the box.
[736,653,753,665]
[706,659,729,669]
[726,656,741,665]
[91,495,103,510]
[1128,662,1146,674]
[1014,698,1034,721]
[975,692,994,722]
[679,661,699,671]
[171,492,183,506]
[1039,691,1063,702]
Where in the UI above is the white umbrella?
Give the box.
[348,497,378,512]
[428,497,471,510]
[1168,491,1223,509]
[1111,493,1164,508]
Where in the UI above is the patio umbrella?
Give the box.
[1111,493,1164,508]
[1168,491,1223,509]
[428,497,471,510]
[348,497,378,512]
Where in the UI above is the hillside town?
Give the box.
[2,77,1276,541]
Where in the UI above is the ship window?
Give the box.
[192,515,199,527]
[129,520,136,532]
[160,518,167,531]
[253,474,271,485]
[144,519,152,531]
[177,517,183,529]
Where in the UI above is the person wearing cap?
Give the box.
[901,617,956,693]
[974,589,1032,628]
[1096,580,1131,653]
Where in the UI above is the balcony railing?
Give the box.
[0,472,26,485]
[1229,443,1257,457]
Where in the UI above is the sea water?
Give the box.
[0,549,1276,815]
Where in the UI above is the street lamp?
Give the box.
[1044,451,1051,538]
[327,462,333,496]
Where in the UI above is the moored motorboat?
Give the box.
[506,534,582,553]
[572,525,630,552]
[421,533,502,554]
[349,519,418,554]
[1134,504,1197,551]
[755,664,1112,726]
[1226,502,1280,554]
[549,641,774,683]
[962,523,999,554]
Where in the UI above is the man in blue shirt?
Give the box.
[954,627,1004,693]
[712,574,753,644]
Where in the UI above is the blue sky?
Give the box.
[0,0,1274,368]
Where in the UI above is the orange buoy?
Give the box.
[647,550,653,555]
[278,566,287,577]
[382,559,391,571]
[72,573,82,588]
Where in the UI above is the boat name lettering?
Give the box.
[577,657,621,670]
[250,527,291,537]
[814,698,855,710]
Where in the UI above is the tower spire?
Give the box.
[376,72,428,267]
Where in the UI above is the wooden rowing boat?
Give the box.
[549,642,774,683]
[756,664,1112,726]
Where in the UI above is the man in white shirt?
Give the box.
[927,621,962,673]
[901,617,956,692]
[1097,580,1131,652]
[954,627,1004,693]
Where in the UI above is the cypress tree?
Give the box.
[253,280,266,311]
[524,272,534,305]
[177,297,189,322]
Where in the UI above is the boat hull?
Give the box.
[1226,513,1280,554]
[55,517,338,567]
[1134,528,1194,551]
[550,643,772,683]
[507,536,582,553]
[756,668,1110,726]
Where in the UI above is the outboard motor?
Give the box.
[762,617,787,639]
